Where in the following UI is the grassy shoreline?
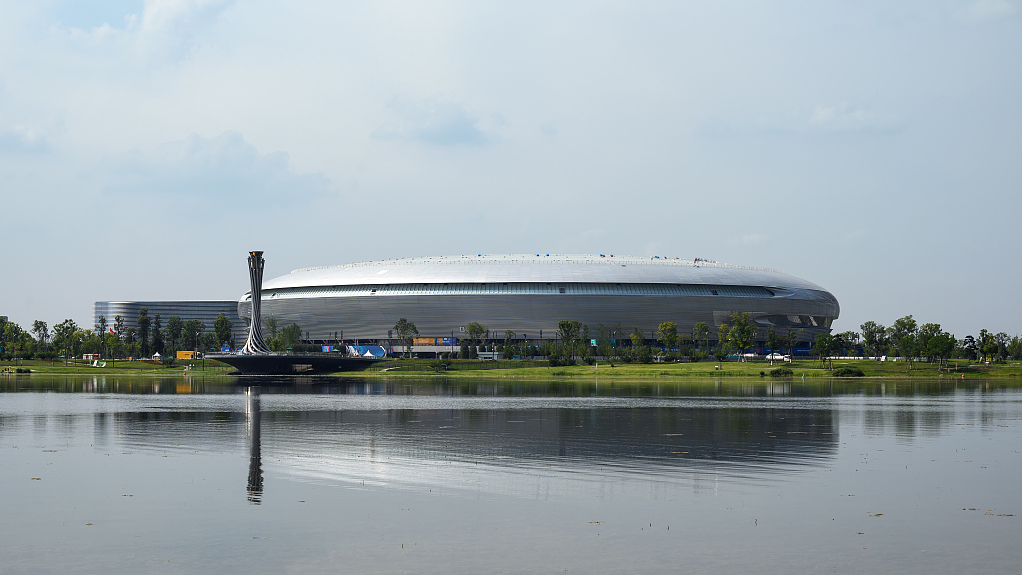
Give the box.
[4,357,1020,381]
[0,358,234,376]
[346,357,1022,380]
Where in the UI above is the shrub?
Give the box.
[770,367,794,377]
[833,366,865,377]
[427,360,451,373]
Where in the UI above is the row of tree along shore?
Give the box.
[390,314,1022,369]
[0,310,236,365]
[3,311,1021,370]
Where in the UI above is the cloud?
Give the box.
[105,131,332,206]
[55,0,233,59]
[373,96,493,146]
[0,125,50,154]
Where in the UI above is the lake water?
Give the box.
[1,375,1020,574]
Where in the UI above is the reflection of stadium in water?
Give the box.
[111,396,838,499]
[252,405,837,468]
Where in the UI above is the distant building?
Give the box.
[93,301,246,345]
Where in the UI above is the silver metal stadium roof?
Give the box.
[261,254,828,292]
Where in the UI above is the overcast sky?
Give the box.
[1,0,1019,338]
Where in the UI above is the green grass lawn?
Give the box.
[0,358,233,375]
[352,357,1022,379]
[6,356,1019,381]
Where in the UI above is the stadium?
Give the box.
[238,254,839,353]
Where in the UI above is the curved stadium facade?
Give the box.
[238,254,839,349]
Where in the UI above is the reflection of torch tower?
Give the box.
[246,386,263,504]
[241,251,272,355]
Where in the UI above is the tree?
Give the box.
[813,333,838,369]
[916,323,942,362]
[860,321,888,360]
[1006,336,1022,361]
[265,318,280,341]
[837,331,860,357]
[52,319,79,365]
[213,313,233,348]
[104,331,123,359]
[31,320,49,351]
[152,314,164,355]
[993,332,1011,361]
[727,312,757,360]
[784,327,803,357]
[900,333,920,369]
[558,320,583,362]
[95,315,108,337]
[656,322,679,358]
[125,326,137,349]
[465,322,487,348]
[927,331,956,370]
[201,332,218,352]
[960,335,978,360]
[502,330,517,360]
[765,326,781,359]
[887,315,917,359]
[181,319,205,351]
[113,315,126,341]
[394,318,419,358]
[595,323,613,359]
[166,316,183,354]
[714,322,731,362]
[979,329,995,362]
[2,321,26,361]
[629,327,651,363]
[137,308,151,358]
[68,328,88,360]
[692,321,710,351]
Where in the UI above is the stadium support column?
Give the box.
[241,251,273,355]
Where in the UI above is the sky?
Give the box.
[1,0,1019,338]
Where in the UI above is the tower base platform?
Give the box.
[206,353,379,375]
